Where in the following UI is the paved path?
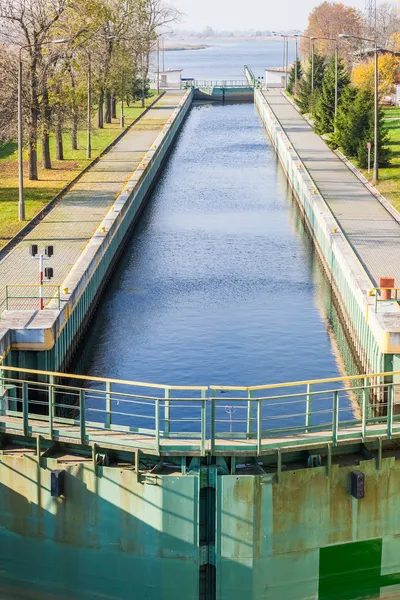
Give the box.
[263,89,400,288]
[0,91,186,312]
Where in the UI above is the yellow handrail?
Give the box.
[0,365,208,392]
[210,370,400,392]
[0,365,398,394]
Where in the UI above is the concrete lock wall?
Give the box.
[254,89,400,381]
[2,454,400,599]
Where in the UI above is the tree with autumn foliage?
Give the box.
[352,54,400,96]
[301,1,363,62]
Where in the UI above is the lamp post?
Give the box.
[272,33,290,90]
[294,34,315,91]
[339,33,380,183]
[157,37,160,94]
[18,38,72,221]
[87,51,92,159]
[311,37,316,92]
[311,36,339,115]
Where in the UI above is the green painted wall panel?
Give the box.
[0,456,199,599]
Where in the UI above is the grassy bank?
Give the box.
[0,93,159,250]
[356,107,400,209]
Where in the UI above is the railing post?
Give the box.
[332,391,339,446]
[306,383,312,432]
[22,381,28,436]
[155,399,160,453]
[79,389,86,445]
[201,390,206,456]
[387,382,393,439]
[57,287,61,310]
[105,381,112,429]
[5,286,8,310]
[0,375,3,416]
[211,390,216,455]
[247,390,253,438]
[361,384,367,439]
[164,388,170,439]
[49,375,54,440]
[257,398,262,455]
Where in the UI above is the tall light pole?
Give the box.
[294,34,315,92]
[335,45,339,118]
[339,33,380,183]
[311,37,317,92]
[272,33,290,90]
[312,36,339,114]
[157,37,160,94]
[18,38,72,221]
[87,51,92,159]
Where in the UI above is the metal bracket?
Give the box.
[95,453,109,467]
[200,543,216,566]
[308,454,322,468]
[199,466,217,488]
[200,467,208,488]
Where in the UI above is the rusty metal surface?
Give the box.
[1,450,400,598]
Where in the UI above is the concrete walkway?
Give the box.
[263,89,400,288]
[0,91,186,312]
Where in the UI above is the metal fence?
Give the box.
[0,366,398,455]
[0,284,63,314]
[182,79,250,89]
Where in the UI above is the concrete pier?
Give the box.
[255,88,400,381]
[0,90,192,370]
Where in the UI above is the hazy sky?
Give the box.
[168,0,384,31]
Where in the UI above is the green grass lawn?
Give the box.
[357,107,400,209]
[0,93,159,249]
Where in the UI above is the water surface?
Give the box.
[77,102,347,389]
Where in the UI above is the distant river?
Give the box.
[160,37,298,80]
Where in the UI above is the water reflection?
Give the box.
[74,102,360,416]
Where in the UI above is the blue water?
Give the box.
[77,102,346,391]
[162,38,298,80]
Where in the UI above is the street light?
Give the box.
[310,36,338,114]
[272,33,291,90]
[339,33,380,183]
[309,36,335,92]
[18,38,72,221]
[294,35,315,90]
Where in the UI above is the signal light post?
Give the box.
[30,245,54,310]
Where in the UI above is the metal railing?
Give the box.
[0,284,62,314]
[369,287,400,312]
[0,366,399,454]
[182,79,251,90]
[244,65,260,88]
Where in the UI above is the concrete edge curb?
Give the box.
[0,91,166,264]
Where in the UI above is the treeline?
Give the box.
[288,0,399,169]
[0,0,179,180]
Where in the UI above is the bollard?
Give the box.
[380,277,395,300]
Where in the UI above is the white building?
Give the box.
[158,70,183,89]
[264,69,287,89]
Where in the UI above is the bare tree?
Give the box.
[0,0,68,179]
[375,2,400,48]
